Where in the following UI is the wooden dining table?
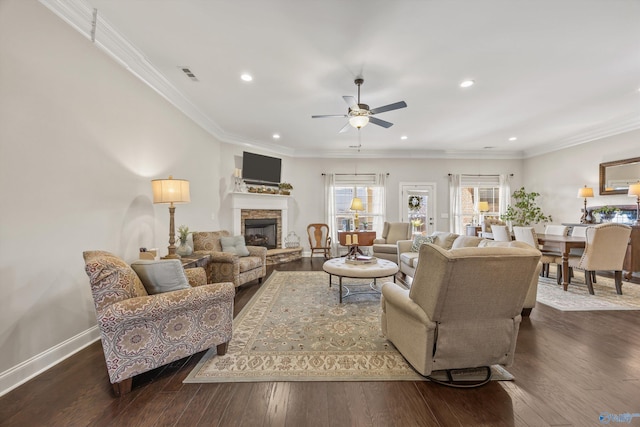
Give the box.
[536,234,586,291]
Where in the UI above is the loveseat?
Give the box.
[192,230,267,288]
[398,232,541,315]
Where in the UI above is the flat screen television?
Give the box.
[242,151,282,185]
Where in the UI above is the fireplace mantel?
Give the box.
[231,192,289,248]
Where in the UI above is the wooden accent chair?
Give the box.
[381,243,540,386]
[83,251,234,396]
[307,223,332,258]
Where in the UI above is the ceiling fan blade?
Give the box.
[370,101,407,115]
[338,122,351,133]
[343,96,358,108]
[369,116,393,128]
[312,114,348,118]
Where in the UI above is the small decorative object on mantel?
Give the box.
[278,182,293,195]
[176,224,193,256]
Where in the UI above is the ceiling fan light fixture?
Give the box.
[349,115,369,129]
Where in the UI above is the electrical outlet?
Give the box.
[441,213,449,219]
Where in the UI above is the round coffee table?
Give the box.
[322,257,399,303]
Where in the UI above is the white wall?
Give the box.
[0,0,224,394]
[523,130,639,228]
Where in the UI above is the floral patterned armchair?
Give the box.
[192,230,267,288]
[83,250,234,396]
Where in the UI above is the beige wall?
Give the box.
[0,0,224,393]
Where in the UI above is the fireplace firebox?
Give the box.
[244,218,277,249]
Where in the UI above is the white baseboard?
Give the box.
[0,326,100,397]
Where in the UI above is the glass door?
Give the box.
[400,183,436,236]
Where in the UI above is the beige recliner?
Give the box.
[381,243,541,382]
[372,222,411,263]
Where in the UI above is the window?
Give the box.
[329,174,386,235]
[450,174,511,234]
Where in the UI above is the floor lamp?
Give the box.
[152,175,190,259]
[577,185,594,224]
[629,182,640,225]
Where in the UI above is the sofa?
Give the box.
[372,222,412,263]
[192,230,267,288]
[82,251,234,395]
[398,232,542,315]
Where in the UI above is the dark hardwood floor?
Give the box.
[2,259,639,426]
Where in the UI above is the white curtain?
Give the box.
[323,173,337,256]
[449,174,461,233]
[499,174,512,216]
[373,173,387,233]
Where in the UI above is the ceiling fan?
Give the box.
[312,77,407,133]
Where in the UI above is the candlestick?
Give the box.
[352,234,358,245]
[345,234,352,246]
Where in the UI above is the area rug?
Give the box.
[536,269,640,311]
[185,270,513,383]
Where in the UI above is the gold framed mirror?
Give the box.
[599,157,640,195]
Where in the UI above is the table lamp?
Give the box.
[152,175,191,259]
[350,197,364,230]
[628,182,640,225]
[477,201,489,225]
[577,185,594,224]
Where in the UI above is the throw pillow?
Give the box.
[411,235,436,252]
[130,259,191,295]
[220,235,250,256]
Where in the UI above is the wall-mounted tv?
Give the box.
[242,151,282,185]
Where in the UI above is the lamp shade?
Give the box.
[350,197,364,211]
[349,115,369,129]
[628,182,640,197]
[477,201,489,212]
[152,176,190,204]
[577,186,594,198]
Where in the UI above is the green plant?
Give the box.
[177,224,190,243]
[500,187,553,226]
[593,206,620,215]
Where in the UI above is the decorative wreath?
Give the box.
[408,195,421,211]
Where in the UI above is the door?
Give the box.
[400,182,436,236]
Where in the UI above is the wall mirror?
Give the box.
[599,157,640,195]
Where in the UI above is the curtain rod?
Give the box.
[448,173,514,176]
[322,173,389,176]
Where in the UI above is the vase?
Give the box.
[176,239,193,256]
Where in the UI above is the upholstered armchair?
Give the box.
[82,251,234,396]
[381,243,540,383]
[372,222,411,263]
[192,230,267,288]
[481,217,507,239]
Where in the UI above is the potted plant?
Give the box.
[278,182,293,195]
[592,206,620,222]
[176,224,193,256]
[501,187,553,226]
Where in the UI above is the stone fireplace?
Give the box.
[242,213,280,249]
[231,193,289,249]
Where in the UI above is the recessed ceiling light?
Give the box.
[240,73,253,82]
[508,136,517,141]
[272,133,280,139]
[460,80,475,88]
[400,135,408,140]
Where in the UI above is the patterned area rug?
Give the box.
[185,270,513,383]
[536,269,640,311]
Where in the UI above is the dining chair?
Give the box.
[513,226,561,277]
[491,225,511,242]
[567,223,632,295]
[544,225,568,236]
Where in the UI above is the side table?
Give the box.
[180,253,211,269]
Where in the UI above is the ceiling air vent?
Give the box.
[179,66,199,82]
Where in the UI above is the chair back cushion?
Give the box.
[384,222,411,244]
[192,230,230,252]
[130,259,191,295]
[512,226,539,249]
[544,225,568,236]
[491,225,511,242]
[430,231,460,250]
[83,250,149,313]
[578,223,631,270]
[410,244,540,322]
